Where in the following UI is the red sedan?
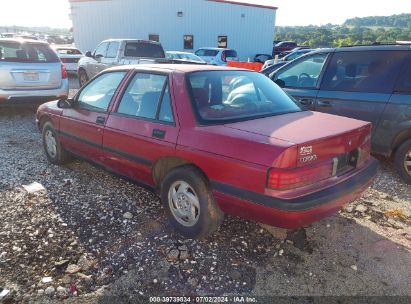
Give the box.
[36,65,378,239]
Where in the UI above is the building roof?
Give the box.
[68,0,278,10]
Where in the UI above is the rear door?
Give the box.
[316,50,405,139]
[103,71,178,186]
[0,40,61,89]
[59,71,127,163]
[272,52,329,110]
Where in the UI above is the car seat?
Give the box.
[138,91,161,119]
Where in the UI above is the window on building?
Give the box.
[218,36,227,48]
[149,34,160,42]
[184,35,194,50]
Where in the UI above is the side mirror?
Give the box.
[85,51,93,58]
[95,54,103,59]
[57,98,74,109]
[274,79,285,88]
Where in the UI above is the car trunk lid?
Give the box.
[224,111,372,168]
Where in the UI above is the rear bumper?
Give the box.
[212,158,379,229]
[0,79,69,105]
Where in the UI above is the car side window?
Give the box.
[275,53,328,89]
[394,55,411,93]
[106,42,119,58]
[77,72,126,111]
[94,42,108,57]
[321,51,405,94]
[117,73,174,123]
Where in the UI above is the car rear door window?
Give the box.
[0,41,59,63]
[275,53,328,89]
[117,73,174,123]
[394,55,411,93]
[77,72,126,111]
[321,51,405,94]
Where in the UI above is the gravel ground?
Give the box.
[0,76,410,303]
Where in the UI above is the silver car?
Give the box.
[0,38,69,105]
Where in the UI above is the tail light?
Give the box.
[61,64,68,79]
[221,51,226,62]
[267,160,333,190]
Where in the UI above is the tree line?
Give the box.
[275,14,411,48]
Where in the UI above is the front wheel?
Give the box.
[394,139,411,185]
[42,122,71,165]
[160,166,224,239]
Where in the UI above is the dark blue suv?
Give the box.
[270,44,411,184]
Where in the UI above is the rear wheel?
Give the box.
[78,69,89,87]
[42,122,71,165]
[394,139,411,184]
[160,166,224,239]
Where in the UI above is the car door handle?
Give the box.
[317,100,332,107]
[297,98,314,106]
[96,116,105,124]
[152,129,166,139]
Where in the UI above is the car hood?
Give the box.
[223,111,369,144]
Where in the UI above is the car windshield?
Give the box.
[187,71,302,124]
[0,41,59,63]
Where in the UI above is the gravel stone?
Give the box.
[123,212,133,219]
[66,264,81,274]
[44,286,55,296]
[355,204,368,213]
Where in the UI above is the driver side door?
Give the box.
[272,52,329,110]
[89,42,109,78]
[59,71,128,164]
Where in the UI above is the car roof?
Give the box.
[100,38,161,45]
[0,38,49,44]
[106,64,249,73]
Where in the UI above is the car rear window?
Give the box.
[56,48,82,55]
[224,50,238,58]
[187,71,302,124]
[195,49,219,57]
[124,42,165,58]
[0,41,59,63]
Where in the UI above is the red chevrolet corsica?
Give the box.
[36,65,379,239]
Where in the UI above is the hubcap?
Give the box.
[45,130,57,158]
[168,181,200,227]
[80,73,87,86]
[405,150,411,175]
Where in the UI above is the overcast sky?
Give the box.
[0,0,410,28]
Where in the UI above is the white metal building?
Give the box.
[69,0,277,60]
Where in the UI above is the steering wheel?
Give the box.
[298,73,312,86]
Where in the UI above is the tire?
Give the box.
[394,138,411,185]
[78,69,89,87]
[160,166,224,239]
[42,122,71,165]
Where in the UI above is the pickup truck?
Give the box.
[77,39,167,86]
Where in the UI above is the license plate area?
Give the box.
[333,149,359,176]
[23,72,40,82]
